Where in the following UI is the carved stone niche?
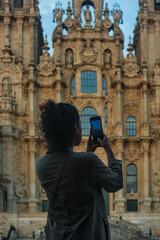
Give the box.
[65,48,74,68]
[103,49,112,69]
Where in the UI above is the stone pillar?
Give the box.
[17,18,23,59]
[55,81,63,103]
[29,18,35,65]
[155,21,160,60]
[28,138,39,212]
[1,128,17,212]
[116,65,123,137]
[4,17,11,46]
[141,63,149,136]
[28,62,36,136]
[142,141,151,212]
[143,20,148,64]
[4,0,10,13]
[114,139,125,213]
[28,63,39,212]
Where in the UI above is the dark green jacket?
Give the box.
[36,148,123,240]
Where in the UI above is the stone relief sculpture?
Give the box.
[65,48,74,65]
[104,49,112,66]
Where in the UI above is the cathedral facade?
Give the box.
[0,0,160,238]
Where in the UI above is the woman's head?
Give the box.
[40,100,82,147]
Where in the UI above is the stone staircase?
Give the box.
[109,216,156,240]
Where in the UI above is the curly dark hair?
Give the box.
[39,100,80,147]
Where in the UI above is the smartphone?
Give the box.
[90,116,103,144]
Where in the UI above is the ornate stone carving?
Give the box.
[153,171,160,198]
[53,2,65,25]
[64,2,73,29]
[37,35,55,76]
[122,37,140,77]
[102,3,112,30]
[14,173,27,199]
[124,101,139,114]
[80,39,98,63]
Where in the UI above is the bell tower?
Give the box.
[0,0,43,214]
[134,0,160,72]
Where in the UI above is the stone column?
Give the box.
[4,17,11,46]
[141,63,149,136]
[17,18,23,60]
[142,141,151,212]
[155,21,160,60]
[55,81,63,103]
[28,138,39,212]
[116,65,123,137]
[1,129,17,212]
[114,139,125,213]
[29,18,35,65]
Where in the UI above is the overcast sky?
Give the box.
[39,0,139,57]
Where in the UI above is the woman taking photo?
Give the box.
[36,100,123,240]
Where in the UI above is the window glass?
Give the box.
[127,116,136,136]
[14,0,23,8]
[3,189,7,212]
[81,71,97,93]
[81,107,97,136]
[70,77,75,95]
[105,104,108,126]
[127,164,137,193]
[127,200,138,212]
[103,76,107,95]
[42,200,49,212]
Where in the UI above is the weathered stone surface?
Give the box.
[0,0,160,238]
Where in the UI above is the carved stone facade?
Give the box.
[0,0,160,238]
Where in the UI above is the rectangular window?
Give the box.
[3,189,7,212]
[127,200,138,212]
[81,71,97,93]
[42,200,49,212]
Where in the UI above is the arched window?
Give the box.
[105,104,108,126]
[14,0,23,8]
[126,116,136,136]
[155,0,160,10]
[81,107,97,136]
[81,71,97,93]
[70,77,75,95]
[103,76,107,95]
[127,164,137,193]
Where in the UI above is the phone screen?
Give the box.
[90,117,103,143]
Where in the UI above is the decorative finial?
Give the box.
[111,3,123,24]
[104,3,109,19]
[43,34,50,53]
[127,36,134,56]
[66,2,72,18]
[53,1,65,25]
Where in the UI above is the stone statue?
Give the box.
[84,5,92,25]
[104,50,112,65]
[3,77,11,95]
[65,49,74,65]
